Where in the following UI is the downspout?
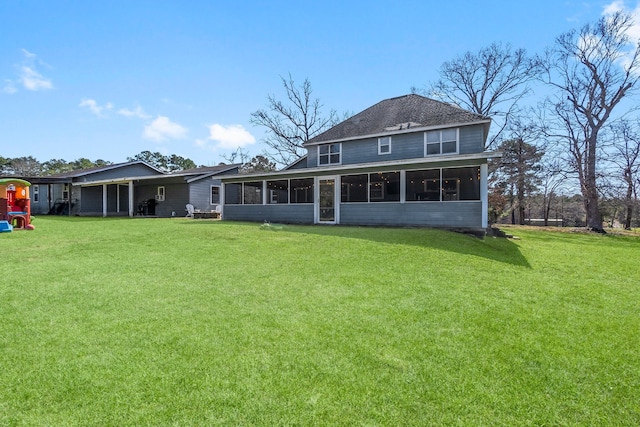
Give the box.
[128,181,134,217]
[480,163,488,229]
[102,184,107,217]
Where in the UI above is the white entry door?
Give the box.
[316,176,339,224]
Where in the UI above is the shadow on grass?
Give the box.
[277,224,531,268]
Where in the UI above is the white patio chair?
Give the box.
[185,203,195,218]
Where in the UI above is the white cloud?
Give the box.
[144,116,188,142]
[207,124,256,149]
[118,105,151,119]
[3,50,54,93]
[19,52,53,91]
[603,1,640,39]
[79,98,113,117]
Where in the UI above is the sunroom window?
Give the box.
[318,143,341,165]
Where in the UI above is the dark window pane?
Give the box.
[406,169,440,201]
[427,144,440,155]
[225,183,242,204]
[243,181,262,204]
[267,180,288,204]
[341,174,368,202]
[442,167,480,200]
[290,178,314,203]
[369,171,400,202]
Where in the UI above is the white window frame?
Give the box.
[210,185,220,205]
[318,143,342,166]
[424,128,459,156]
[378,136,391,155]
[62,183,70,201]
[156,186,165,201]
[32,184,39,203]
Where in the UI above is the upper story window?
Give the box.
[378,137,391,155]
[425,129,458,156]
[318,143,341,165]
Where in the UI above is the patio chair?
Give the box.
[185,204,195,218]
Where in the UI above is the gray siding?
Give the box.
[30,184,50,215]
[188,178,221,212]
[340,201,482,228]
[223,201,481,228]
[459,125,485,154]
[307,124,486,167]
[224,204,314,224]
[341,132,424,165]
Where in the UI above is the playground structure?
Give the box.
[0,178,34,231]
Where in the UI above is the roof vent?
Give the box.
[384,122,422,131]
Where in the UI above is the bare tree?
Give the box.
[540,11,640,232]
[250,75,341,166]
[415,42,540,149]
[608,120,640,229]
[221,147,251,165]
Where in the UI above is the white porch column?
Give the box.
[128,181,134,217]
[102,184,108,217]
[480,163,488,228]
[116,185,121,213]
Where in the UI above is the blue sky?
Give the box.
[1,0,639,166]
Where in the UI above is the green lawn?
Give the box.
[1,217,639,426]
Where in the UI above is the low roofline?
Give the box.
[302,119,491,147]
[71,165,239,187]
[217,151,501,181]
[48,160,165,179]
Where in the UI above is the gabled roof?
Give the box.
[47,161,163,178]
[178,164,241,176]
[305,94,490,145]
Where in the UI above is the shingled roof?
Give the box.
[305,94,490,145]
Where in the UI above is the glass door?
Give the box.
[318,177,337,223]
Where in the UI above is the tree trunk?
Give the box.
[624,175,634,230]
[584,136,605,232]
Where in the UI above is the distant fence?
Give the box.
[526,218,563,227]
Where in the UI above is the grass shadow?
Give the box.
[271,223,532,268]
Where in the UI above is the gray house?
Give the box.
[20,162,240,217]
[16,162,163,216]
[69,163,240,217]
[219,94,500,229]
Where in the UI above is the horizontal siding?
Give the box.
[340,201,482,227]
[223,201,481,228]
[341,132,425,165]
[309,124,486,167]
[459,125,484,154]
[224,204,314,224]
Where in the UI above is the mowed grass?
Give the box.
[0,217,638,426]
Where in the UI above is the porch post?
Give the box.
[480,163,488,228]
[128,181,134,217]
[102,184,108,217]
[116,185,121,213]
